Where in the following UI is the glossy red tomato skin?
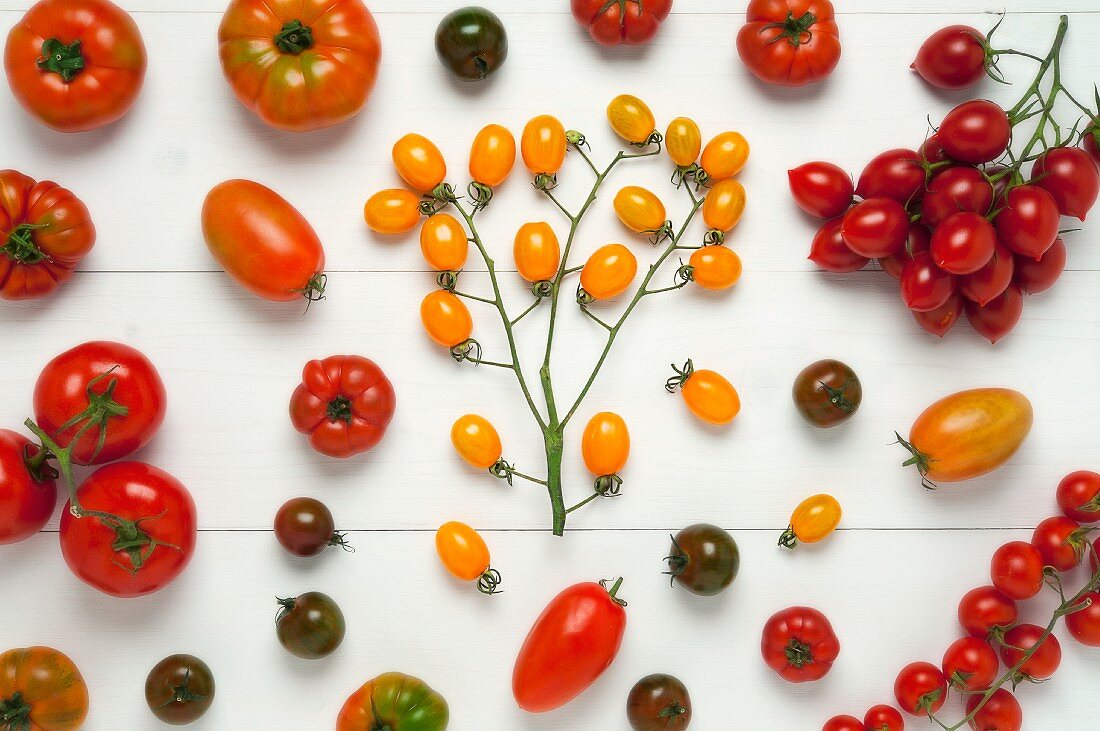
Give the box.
[920,166,994,228]
[1013,237,1065,294]
[856,148,924,204]
[1084,124,1100,166]
[822,715,865,731]
[841,198,909,258]
[788,161,853,218]
[930,211,995,275]
[736,0,841,87]
[964,284,1023,344]
[999,624,1060,680]
[881,223,930,280]
[900,251,956,312]
[959,244,1012,305]
[995,185,1060,259]
[990,541,1044,600]
[941,637,999,692]
[1032,146,1099,220]
[512,581,626,713]
[893,662,947,717]
[1056,470,1100,523]
[958,586,1018,639]
[4,0,147,133]
[1065,592,1100,646]
[912,291,962,337]
[760,606,840,683]
[570,0,671,46]
[966,688,1022,731]
[912,26,986,90]
[289,355,396,459]
[863,705,904,731]
[919,134,950,164]
[34,340,166,466]
[938,101,1011,164]
[809,216,868,272]
[59,461,197,597]
[1031,516,1084,571]
[0,429,57,544]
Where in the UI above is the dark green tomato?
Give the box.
[274,496,351,557]
[276,592,345,659]
[144,654,215,726]
[666,524,739,596]
[434,6,508,81]
[792,359,862,428]
[627,673,692,730]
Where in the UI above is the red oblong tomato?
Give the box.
[0,170,95,300]
[912,291,962,337]
[4,0,146,133]
[999,624,1060,681]
[202,179,327,303]
[841,198,908,258]
[920,166,994,229]
[881,223,930,280]
[512,579,627,713]
[1056,470,1100,523]
[788,161,853,218]
[0,429,57,545]
[912,25,987,90]
[218,0,381,132]
[964,283,1023,345]
[958,585,1018,640]
[59,461,197,597]
[900,251,955,312]
[570,0,672,46]
[1014,237,1065,294]
[995,185,1060,259]
[967,688,1022,731]
[0,646,88,731]
[809,216,868,272]
[855,148,924,204]
[1031,146,1099,221]
[959,243,1013,306]
[737,0,841,87]
[938,100,1011,164]
[893,662,947,717]
[289,355,396,459]
[930,211,995,275]
[760,606,840,683]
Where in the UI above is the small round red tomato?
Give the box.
[1056,470,1100,523]
[881,223,931,280]
[900,251,955,311]
[33,340,166,466]
[964,284,1023,345]
[579,244,637,301]
[760,606,840,683]
[289,355,396,459]
[912,25,988,90]
[994,185,1060,259]
[0,429,57,545]
[990,540,1044,600]
[274,497,348,557]
[863,705,904,731]
[967,688,1022,731]
[570,0,671,46]
[919,134,950,164]
[958,586,1018,640]
[59,461,197,598]
[921,166,994,228]
[912,292,962,337]
[841,198,908,258]
[788,161,853,218]
[822,716,865,731]
[337,673,449,730]
[1031,146,1099,221]
[930,211,995,275]
[938,100,1011,164]
[1000,623,1060,681]
[809,216,868,273]
[856,149,924,204]
[893,662,947,717]
[736,0,841,87]
[1084,123,1100,166]
[959,243,1013,306]
[1065,592,1100,647]
[1032,516,1086,571]
[941,637,999,693]
[1014,237,1065,294]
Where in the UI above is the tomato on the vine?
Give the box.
[779,493,841,549]
[392,133,447,192]
[990,540,1044,600]
[912,292,962,337]
[760,606,840,683]
[966,688,1022,731]
[0,429,57,545]
[581,412,630,479]
[900,251,955,312]
[0,646,88,731]
[436,520,501,594]
[959,585,1018,640]
[1032,516,1087,571]
[930,211,996,275]
[570,0,672,46]
[607,95,657,146]
[666,117,701,169]
[614,186,666,234]
[144,654,215,725]
[893,662,947,717]
[289,355,395,459]
[959,244,1013,306]
[788,161,853,218]
[364,189,421,235]
[666,523,740,596]
[420,290,473,349]
[881,223,931,280]
[275,591,345,659]
[420,213,469,272]
[1065,592,1100,647]
[702,179,746,234]
[1014,237,1065,294]
[841,198,908,258]
[1056,470,1100,523]
[912,25,988,90]
[514,222,561,284]
[521,115,567,178]
[920,166,994,229]
[822,716,865,731]
[964,283,1023,344]
[274,497,348,558]
[685,245,742,291]
[469,124,516,188]
[627,673,691,731]
[855,148,924,204]
[700,132,750,182]
[863,705,904,731]
[995,184,1060,259]
[941,637,998,692]
[809,217,868,273]
[999,623,1060,682]
[937,100,1011,164]
[1031,145,1099,220]
[666,360,740,425]
[451,414,503,471]
[736,0,841,87]
[579,244,637,300]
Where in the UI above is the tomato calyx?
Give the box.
[664,359,697,393]
[531,279,554,298]
[0,691,32,727]
[292,273,327,306]
[274,20,314,55]
[947,669,975,692]
[157,668,209,710]
[820,378,860,415]
[2,223,49,264]
[664,534,690,586]
[917,686,945,714]
[532,173,559,192]
[658,702,689,723]
[467,181,494,210]
[761,11,818,48]
[36,38,86,82]
[894,431,938,490]
[475,567,503,595]
[449,338,483,363]
[599,576,629,607]
[783,637,814,668]
[327,531,355,553]
[326,396,354,424]
[566,473,623,515]
[777,525,800,550]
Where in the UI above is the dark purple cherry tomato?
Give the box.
[912,25,988,89]
[912,291,962,337]
[855,148,925,204]
[938,100,1011,164]
[959,243,1013,305]
[995,185,1060,259]
[809,216,869,273]
[145,654,215,725]
[930,211,996,275]
[1014,237,1065,294]
[901,251,956,311]
[275,592,346,659]
[1031,146,1099,221]
[840,198,909,258]
[792,359,862,428]
[788,161,854,219]
[274,497,350,557]
[666,523,739,596]
[880,223,931,280]
[920,166,993,228]
[965,284,1023,344]
[626,673,692,730]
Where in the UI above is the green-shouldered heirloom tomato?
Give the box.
[337,672,449,730]
[0,646,88,731]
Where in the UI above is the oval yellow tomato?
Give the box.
[420,290,472,348]
[668,360,740,425]
[779,494,842,549]
[450,414,502,469]
[701,131,750,181]
[580,244,637,301]
[393,133,447,191]
[607,94,656,145]
[703,180,747,233]
[469,124,516,187]
[514,222,560,283]
[666,116,702,167]
[521,115,567,176]
[364,189,421,234]
[688,245,742,290]
[420,214,468,271]
[435,521,499,593]
[582,412,630,477]
[613,186,666,234]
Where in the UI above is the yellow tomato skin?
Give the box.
[666,116,702,167]
[364,189,421,234]
[436,521,492,581]
[607,94,656,144]
[513,222,560,282]
[682,369,740,425]
[701,131,750,180]
[582,412,630,476]
[521,115,567,175]
[420,290,472,348]
[689,246,742,290]
[787,494,842,544]
[420,213,468,271]
[450,414,502,469]
[703,180,747,232]
[393,133,447,191]
[469,124,516,187]
[580,244,637,300]
[613,186,666,233]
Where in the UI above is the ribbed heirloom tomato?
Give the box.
[580,244,637,300]
[450,414,503,470]
[779,494,841,549]
[469,123,516,188]
[607,94,656,145]
[289,355,396,459]
[392,133,447,192]
[0,429,57,544]
[337,672,449,731]
[365,189,422,235]
[760,606,840,682]
[435,520,501,594]
[420,213,468,272]
[514,222,560,285]
[737,0,841,87]
[4,0,147,132]
[0,646,88,731]
[571,0,672,46]
[0,170,95,300]
[666,359,740,425]
[218,0,381,132]
[685,245,742,290]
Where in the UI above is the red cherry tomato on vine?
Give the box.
[822,716,865,731]
[966,688,1022,731]
[958,586,1018,640]
[1056,470,1100,523]
[841,198,908,258]
[937,100,1011,164]
[1031,146,1099,221]
[930,211,995,275]
[760,606,840,683]
[995,185,1060,259]
[736,0,841,87]
[893,662,947,717]
[1014,237,1065,294]
[863,705,904,731]
[912,291,962,337]
[289,355,396,459]
[855,149,924,204]
[920,166,994,229]
[788,161,853,219]
[1065,592,1100,647]
[0,429,57,545]
[1032,516,1086,571]
[999,623,1060,682]
[1083,124,1100,166]
[900,251,955,312]
[941,637,998,692]
[918,134,950,164]
[964,284,1023,345]
[912,25,988,90]
[809,217,868,273]
[570,0,671,46]
[959,244,1012,306]
[880,224,930,280]
[990,540,1044,600]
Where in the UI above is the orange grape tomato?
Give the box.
[666,116,702,167]
[701,131,750,180]
[420,213,468,271]
[514,222,561,282]
[613,186,666,233]
[689,246,742,290]
[703,180,747,233]
[680,367,740,425]
[450,414,502,469]
[364,189,421,234]
[435,521,491,581]
[420,290,472,348]
[606,94,655,144]
[581,412,630,476]
[782,494,842,548]
[521,115,567,175]
[469,124,516,187]
[580,244,637,300]
[392,133,447,191]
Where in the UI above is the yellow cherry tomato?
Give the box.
[420,213,468,271]
[667,359,740,425]
[469,124,516,187]
[450,414,502,469]
[688,245,742,290]
[579,244,637,301]
[701,131,750,181]
[703,179,747,233]
[420,290,472,348]
[666,116,701,168]
[435,521,501,594]
[613,186,667,234]
[779,494,842,549]
[607,94,655,144]
[513,222,560,283]
[364,189,421,234]
[582,412,630,477]
[521,115,567,175]
[392,133,447,192]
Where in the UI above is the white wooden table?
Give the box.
[2,1,1098,728]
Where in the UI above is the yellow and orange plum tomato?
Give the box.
[582,412,630,477]
[436,521,492,582]
[688,245,742,290]
[450,414,502,469]
[701,131,750,180]
[613,186,667,234]
[521,115,567,176]
[674,363,740,425]
[469,124,517,187]
[703,180,747,233]
[607,94,656,144]
[779,494,842,548]
[420,213,468,271]
[364,189,421,234]
[420,290,472,348]
[666,117,702,168]
[580,244,637,300]
[392,133,447,192]
[513,222,561,283]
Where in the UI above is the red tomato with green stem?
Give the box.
[570,0,672,46]
[999,623,1060,682]
[788,161,853,218]
[966,689,1022,731]
[900,251,956,312]
[912,291,962,337]
[958,586,1018,641]
[964,284,1023,344]
[855,148,924,204]
[959,243,1013,306]
[1014,237,1065,294]
[841,198,909,258]
[863,705,904,731]
[737,0,841,87]
[1032,516,1088,571]
[1065,592,1100,647]
[822,716,865,731]
[990,541,1044,600]
[1056,470,1100,523]
[937,100,1011,164]
[0,429,57,545]
[289,355,395,459]
[941,637,999,692]
[893,662,947,717]
[760,606,840,683]
[809,216,868,272]
[911,25,988,90]
[930,211,996,275]
[995,185,1060,259]
[1031,146,1099,220]
[920,166,994,228]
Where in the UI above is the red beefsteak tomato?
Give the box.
[570,0,673,46]
[737,0,841,87]
[761,605,840,682]
[289,355,396,459]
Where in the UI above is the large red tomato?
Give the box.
[0,429,57,544]
[4,0,146,132]
[218,0,381,132]
[570,0,672,46]
[513,579,627,713]
[59,461,197,597]
[289,355,396,459]
[0,170,95,300]
[760,606,840,683]
[737,0,841,87]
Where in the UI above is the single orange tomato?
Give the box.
[364,189,421,234]
[450,414,502,469]
[666,359,740,425]
[703,179,747,233]
[420,213,468,271]
[514,222,560,283]
[469,124,516,187]
[701,131,750,181]
[435,520,501,594]
[898,388,1033,485]
[607,94,656,144]
[582,412,630,477]
[0,646,89,731]
[393,133,447,192]
[613,186,667,234]
[580,244,637,301]
[779,494,842,549]
[666,117,702,168]
[521,115,567,176]
[688,245,742,290]
[420,290,472,348]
